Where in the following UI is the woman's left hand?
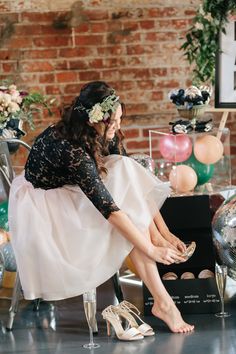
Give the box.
[163,232,186,253]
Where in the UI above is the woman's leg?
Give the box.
[149,220,175,249]
[153,211,186,253]
[128,229,194,333]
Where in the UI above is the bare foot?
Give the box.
[151,233,176,250]
[152,302,194,333]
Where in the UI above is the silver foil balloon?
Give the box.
[212,194,236,280]
[0,242,17,272]
[129,154,155,173]
[0,250,4,287]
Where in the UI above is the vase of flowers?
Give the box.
[168,85,212,122]
[0,82,53,153]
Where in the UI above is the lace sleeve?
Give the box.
[63,146,120,219]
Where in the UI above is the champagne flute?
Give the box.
[215,264,231,318]
[83,289,100,349]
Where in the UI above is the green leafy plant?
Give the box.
[19,92,54,130]
[181,0,236,85]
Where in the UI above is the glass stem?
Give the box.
[221,297,225,314]
[89,327,94,346]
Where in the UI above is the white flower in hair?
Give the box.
[88,103,104,123]
[74,90,120,124]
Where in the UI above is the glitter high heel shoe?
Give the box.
[102,305,144,341]
[176,241,196,264]
[118,301,155,336]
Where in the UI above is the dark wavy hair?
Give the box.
[55,81,125,175]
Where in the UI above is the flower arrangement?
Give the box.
[74,91,120,124]
[168,85,212,109]
[0,82,53,139]
[168,85,212,120]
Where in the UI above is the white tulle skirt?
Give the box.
[8,155,170,300]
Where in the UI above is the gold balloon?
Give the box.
[194,135,224,164]
[169,165,198,192]
[0,229,8,245]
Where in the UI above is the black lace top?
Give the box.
[25,125,127,219]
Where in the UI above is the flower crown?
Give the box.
[74,90,120,124]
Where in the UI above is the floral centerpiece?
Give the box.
[168,85,212,120]
[169,85,212,132]
[0,82,53,141]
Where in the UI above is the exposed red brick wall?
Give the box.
[0,0,235,185]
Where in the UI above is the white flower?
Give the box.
[10,90,22,104]
[8,84,17,91]
[0,93,11,107]
[16,95,23,104]
[185,85,202,98]
[88,103,104,123]
[199,85,212,95]
[204,13,213,22]
[8,101,20,113]
[198,4,204,16]
[195,22,204,30]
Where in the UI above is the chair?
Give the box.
[0,138,123,331]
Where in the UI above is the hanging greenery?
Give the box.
[181,0,236,85]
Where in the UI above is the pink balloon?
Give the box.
[159,134,192,163]
[194,135,224,164]
[169,165,198,192]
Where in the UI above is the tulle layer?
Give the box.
[8,155,170,300]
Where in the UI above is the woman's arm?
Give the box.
[108,210,185,265]
[153,210,186,252]
[64,146,184,263]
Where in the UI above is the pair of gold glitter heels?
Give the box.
[102,301,154,341]
[175,241,196,264]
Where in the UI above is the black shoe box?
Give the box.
[143,194,221,314]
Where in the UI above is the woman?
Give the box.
[8,81,194,333]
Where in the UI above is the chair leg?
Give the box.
[33,298,41,311]
[112,271,124,303]
[6,272,22,331]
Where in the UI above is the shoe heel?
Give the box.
[102,305,144,341]
[106,320,111,336]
